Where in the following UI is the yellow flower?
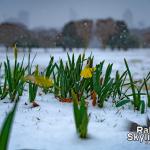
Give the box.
[80,67,96,78]
[24,75,53,88]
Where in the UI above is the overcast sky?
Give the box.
[0,0,150,29]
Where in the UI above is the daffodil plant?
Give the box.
[53,53,85,100]
[79,56,96,98]
[116,59,147,114]
[71,90,89,138]
[93,61,114,108]
[4,45,27,101]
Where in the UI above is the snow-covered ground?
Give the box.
[0,48,150,150]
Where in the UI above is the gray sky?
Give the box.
[0,0,150,29]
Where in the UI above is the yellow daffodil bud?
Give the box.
[80,66,96,78]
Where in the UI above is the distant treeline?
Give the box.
[0,18,150,50]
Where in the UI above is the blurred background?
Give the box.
[0,0,150,50]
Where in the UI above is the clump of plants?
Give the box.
[115,59,149,114]
[24,71,53,107]
[53,53,86,101]
[22,51,54,107]
[92,61,114,107]
[4,45,27,101]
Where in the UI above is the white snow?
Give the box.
[0,48,150,150]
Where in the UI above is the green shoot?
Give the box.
[112,70,127,101]
[0,95,19,150]
[71,90,89,138]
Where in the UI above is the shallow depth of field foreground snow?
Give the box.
[0,48,150,150]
